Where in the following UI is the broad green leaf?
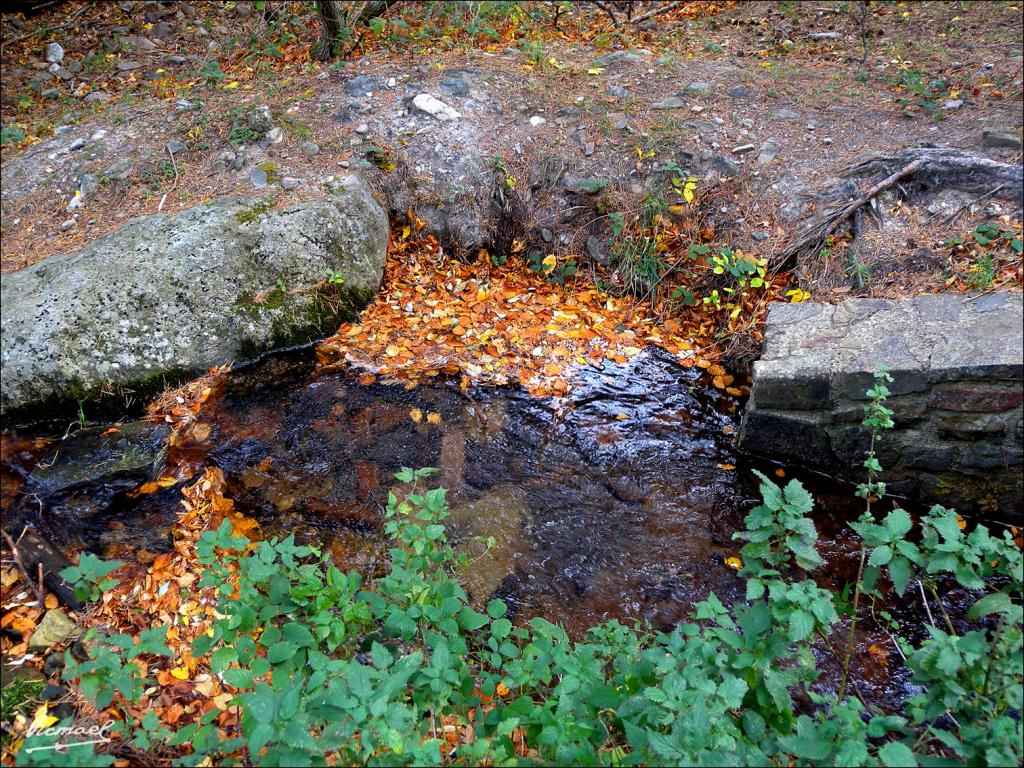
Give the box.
[223,668,254,689]
[788,609,815,642]
[888,557,912,597]
[884,508,913,538]
[878,740,917,767]
[457,606,489,631]
[267,641,298,664]
[869,545,893,567]
[967,591,1012,620]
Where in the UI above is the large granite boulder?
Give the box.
[1,173,388,417]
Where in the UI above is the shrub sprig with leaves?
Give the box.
[19,379,1023,767]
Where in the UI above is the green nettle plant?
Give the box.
[18,387,1023,766]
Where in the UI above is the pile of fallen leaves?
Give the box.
[2,468,564,765]
[318,231,775,398]
[1,468,258,763]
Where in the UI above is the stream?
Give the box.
[2,346,977,708]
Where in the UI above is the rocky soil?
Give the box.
[1,1,1020,301]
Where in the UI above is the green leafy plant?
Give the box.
[893,68,949,119]
[199,59,225,86]
[60,553,124,603]
[1,125,27,146]
[23,373,1023,766]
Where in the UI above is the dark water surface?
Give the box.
[7,347,974,708]
[179,346,754,634]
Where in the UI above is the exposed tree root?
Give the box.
[776,148,1024,269]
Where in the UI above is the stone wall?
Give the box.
[739,292,1023,514]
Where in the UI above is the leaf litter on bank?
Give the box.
[317,230,782,399]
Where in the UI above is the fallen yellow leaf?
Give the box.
[29,705,58,732]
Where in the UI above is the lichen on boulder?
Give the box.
[1,172,388,419]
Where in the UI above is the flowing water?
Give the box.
[5,347,975,707]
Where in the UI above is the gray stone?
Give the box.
[972,292,1010,313]
[102,158,134,180]
[28,611,78,652]
[740,409,835,468]
[980,129,1021,150]
[753,375,830,410]
[1,179,389,416]
[586,235,611,266]
[944,98,963,110]
[828,424,901,466]
[122,35,158,51]
[68,138,86,152]
[608,85,629,99]
[905,443,956,471]
[592,49,651,66]
[345,75,381,97]
[752,231,769,241]
[683,81,711,96]
[45,42,65,64]
[758,139,780,164]
[808,31,840,40]
[528,115,547,127]
[27,421,169,518]
[78,173,98,198]
[300,141,320,156]
[653,96,686,109]
[116,60,143,71]
[564,177,609,195]
[541,228,553,242]
[153,21,175,39]
[732,143,755,155]
[961,444,1022,470]
[711,155,738,177]
[53,66,73,81]
[42,88,62,99]
[774,108,799,121]
[412,93,461,121]
[440,77,469,97]
[248,104,273,134]
[165,139,186,155]
[281,177,301,190]
[265,127,284,144]
[913,293,963,322]
[728,86,749,99]
[355,123,368,134]
[84,91,112,103]
[212,149,236,172]
[937,414,1008,440]
[249,167,268,188]
[741,292,1023,513]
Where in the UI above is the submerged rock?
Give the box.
[26,421,169,518]
[449,484,529,601]
[1,173,388,417]
[29,422,168,496]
